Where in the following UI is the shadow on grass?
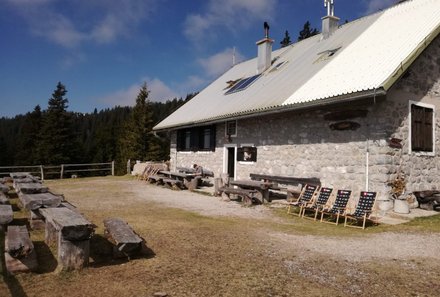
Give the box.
[33,241,58,274]
[89,234,155,268]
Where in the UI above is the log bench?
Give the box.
[0,204,13,226]
[0,192,9,205]
[219,186,262,205]
[103,218,145,259]
[0,183,9,194]
[39,207,95,271]
[147,175,164,185]
[14,182,48,194]
[18,192,63,211]
[162,178,183,190]
[4,225,38,274]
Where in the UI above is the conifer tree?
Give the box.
[15,105,42,165]
[36,82,78,165]
[118,82,154,164]
[298,21,319,41]
[280,30,291,48]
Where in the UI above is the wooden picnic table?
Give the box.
[159,170,201,190]
[229,179,274,203]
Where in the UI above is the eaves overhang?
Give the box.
[153,88,387,132]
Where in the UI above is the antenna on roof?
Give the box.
[324,0,335,17]
[232,46,236,66]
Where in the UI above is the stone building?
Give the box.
[154,0,440,200]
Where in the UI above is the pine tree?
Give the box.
[36,82,78,165]
[298,21,319,41]
[118,82,154,164]
[14,105,42,165]
[280,30,291,48]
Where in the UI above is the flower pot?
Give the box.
[394,199,410,214]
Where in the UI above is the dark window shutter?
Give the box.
[176,130,184,151]
[210,125,216,151]
[411,104,433,152]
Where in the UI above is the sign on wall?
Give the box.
[237,146,257,162]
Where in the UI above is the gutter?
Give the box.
[153,88,387,132]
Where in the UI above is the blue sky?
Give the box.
[0,0,396,117]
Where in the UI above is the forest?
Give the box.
[0,82,194,174]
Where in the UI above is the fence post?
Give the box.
[127,159,131,175]
[40,165,44,181]
[111,161,115,176]
[60,164,64,179]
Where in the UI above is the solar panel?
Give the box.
[225,74,261,95]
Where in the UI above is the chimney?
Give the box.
[256,22,274,74]
[322,0,340,39]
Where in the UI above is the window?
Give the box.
[225,121,237,137]
[237,146,257,162]
[410,102,434,154]
[225,74,261,95]
[177,125,216,152]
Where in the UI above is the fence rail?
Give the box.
[0,161,114,180]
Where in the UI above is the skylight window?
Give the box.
[225,74,261,95]
[314,47,342,64]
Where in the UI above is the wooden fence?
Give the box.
[0,161,115,181]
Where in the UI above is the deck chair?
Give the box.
[319,189,352,225]
[301,187,333,220]
[286,184,319,216]
[343,191,378,229]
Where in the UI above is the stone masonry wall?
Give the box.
[170,35,440,198]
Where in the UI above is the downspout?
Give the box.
[366,88,378,191]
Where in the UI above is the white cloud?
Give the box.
[198,48,245,78]
[98,78,180,107]
[4,0,156,48]
[184,0,277,46]
[148,78,179,102]
[364,0,397,14]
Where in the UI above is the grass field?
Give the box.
[1,176,440,297]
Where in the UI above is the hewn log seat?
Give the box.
[103,218,145,259]
[147,175,164,184]
[14,182,48,194]
[0,204,13,225]
[0,192,9,205]
[219,186,262,205]
[18,192,63,211]
[39,207,95,271]
[162,178,183,190]
[5,225,38,274]
[0,183,9,194]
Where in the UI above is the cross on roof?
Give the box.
[324,0,335,16]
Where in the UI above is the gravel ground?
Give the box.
[130,180,440,263]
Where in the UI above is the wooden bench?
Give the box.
[0,183,9,194]
[147,175,164,185]
[0,192,9,205]
[162,178,183,190]
[14,182,48,194]
[0,204,13,226]
[103,218,145,259]
[18,192,63,211]
[39,207,95,271]
[219,187,263,205]
[4,225,38,274]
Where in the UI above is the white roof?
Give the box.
[155,0,440,131]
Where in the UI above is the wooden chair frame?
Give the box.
[301,187,334,220]
[286,184,319,216]
[319,189,352,225]
[343,191,378,229]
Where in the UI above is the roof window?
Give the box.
[314,47,341,63]
[225,74,261,95]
